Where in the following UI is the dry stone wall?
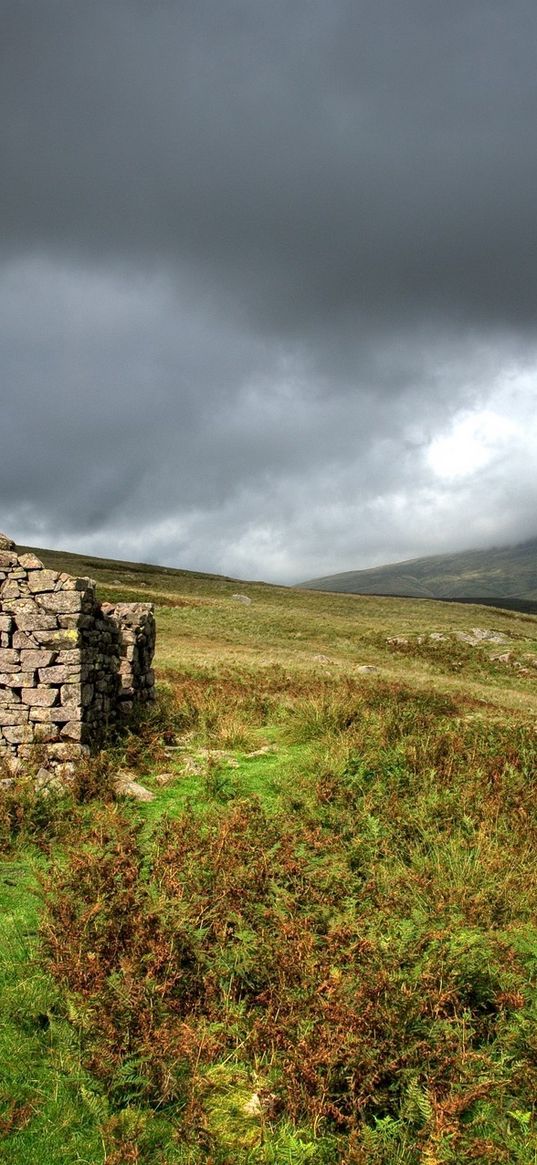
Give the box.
[0,534,155,773]
[102,602,156,717]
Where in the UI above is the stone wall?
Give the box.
[102,602,156,717]
[0,534,155,773]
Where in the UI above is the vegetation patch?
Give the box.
[2,554,537,1162]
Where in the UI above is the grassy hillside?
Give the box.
[302,536,537,602]
[2,545,537,1163]
[16,542,537,708]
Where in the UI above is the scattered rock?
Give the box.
[34,767,67,795]
[232,594,252,605]
[429,632,448,642]
[456,627,508,646]
[242,1093,262,1117]
[115,776,155,802]
[356,665,380,674]
[386,636,409,647]
[197,747,241,767]
[312,654,331,664]
[180,755,204,777]
[153,771,177,786]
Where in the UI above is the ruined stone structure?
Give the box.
[0,534,155,772]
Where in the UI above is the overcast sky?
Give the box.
[2,1,537,582]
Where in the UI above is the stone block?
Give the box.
[0,579,21,600]
[37,591,85,614]
[60,683,82,706]
[15,612,59,631]
[58,614,84,630]
[27,570,60,593]
[0,689,20,705]
[58,574,96,591]
[17,553,44,570]
[46,742,84,761]
[16,744,47,759]
[2,724,34,744]
[0,709,29,726]
[33,723,61,743]
[0,672,36,687]
[3,756,22,775]
[0,551,18,568]
[61,721,84,741]
[0,616,12,633]
[29,706,78,723]
[5,597,38,615]
[54,762,78,781]
[38,665,81,684]
[0,649,21,670]
[120,630,137,645]
[55,649,79,664]
[21,687,58,706]
[19,650,55,669]
[32,628,79,649]
[12,632,38,649]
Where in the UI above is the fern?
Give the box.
[406,1078,434,1126]
[80,1085,109,1124]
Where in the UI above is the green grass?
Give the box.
[20,541,537,710]
[0,852,108,1164]
[2,545,537,1162]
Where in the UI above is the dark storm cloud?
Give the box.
[4,0,537,329]
[1,1,537,578]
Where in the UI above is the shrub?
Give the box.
[39,789,535,1155]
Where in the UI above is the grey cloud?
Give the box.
[1,2,537,579]
[4,1,537,330]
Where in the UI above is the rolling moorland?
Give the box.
[2,545,537,1163]
[301,537,537,608]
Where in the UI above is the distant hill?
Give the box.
[301,538,537,606]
